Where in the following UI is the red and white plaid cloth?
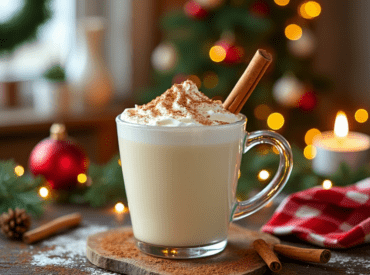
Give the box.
[261,178,370,248]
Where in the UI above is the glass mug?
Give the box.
[116,114,293,259]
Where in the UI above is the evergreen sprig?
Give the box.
[0,160,44,217]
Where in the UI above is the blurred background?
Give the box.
[0,0,369,194]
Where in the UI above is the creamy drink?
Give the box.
[116,79,292,258]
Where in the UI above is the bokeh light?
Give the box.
[355,109,368,123]
[188,75,202,88]
[274,0,290,6]
[203,72,219,89]
[304,145,317,160]
[267,112,285,130]
[254,104,272,120]
[77,173,87,184]
[285,24,302,41]
[115,202,125,213]
[304,1,321,18]
[258,170,270,181]
[304,128,321,145]
[14,165,24,177]
[209,45,226,62]
[39,187,49,198]
[118,159,121,166]
[238,169,241,179]
[322,179,333,190]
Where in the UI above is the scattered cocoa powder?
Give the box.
[96,227,266,275]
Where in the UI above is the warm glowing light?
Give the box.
[267,112,285,130]
[203,72,219,89]
[272,146,279,154]
[305,128,321,145]
[254,104,272,120]
[304,1,321,18]
[334,111,349,138]
[285,24,302,41]
[209,46,226,62]
[304,145,317,159]
[274,0,290,6]
[39,187,49,198]
[118,159,121,166]
[299,3,312,19]
[162,249,169,254]
[188,75,202,88]
[170,249,178,255]
[258,170,270,181]
[355,109,368,123]
[322,179,333,190]
[14,165,24,177]
[238,169,241,179]
[115,202,125,213]
[77,173,87,184]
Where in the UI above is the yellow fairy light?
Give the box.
[274,0,290,6]
[267,112,285,130]
[322,179,333,190]
[39,187,49,198]
[299,3,312,19]
[285,24,302,41]
[238,169,241,179]
[188,75,202,88]
[254,104,272,120]
[304,1,321,18]
[118,159,121,166]
[258,170,270,181]
[304,128,321,145]
[355,109,368,123]
[209,45,226,62]
[115,202,125,213]
[170,249,178,255]
[14,165,24,177]
[304,145,317,160]
[203,72,219,89]
[77,173,87,184]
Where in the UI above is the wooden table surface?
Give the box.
[0,203,369,275]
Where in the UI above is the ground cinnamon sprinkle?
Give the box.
[98,227,265,275]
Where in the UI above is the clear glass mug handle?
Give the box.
[232,130,293,221]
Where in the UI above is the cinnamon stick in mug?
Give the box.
[223,49,272,114]
[23,213,82,244]
[274,244,331,263]
[253,239,282,272]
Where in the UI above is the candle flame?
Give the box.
[334,111,349,138]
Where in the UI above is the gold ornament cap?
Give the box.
[50,123,67,140]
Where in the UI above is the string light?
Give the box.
[209,45,226,62]
[355,109,368,123]
[322,179,333,190]
[304,1,321,18]
[77,173,87,184]
[254,104,272,120]
[274,0,290,6]
[203,72,219,89]
[285,24,302,41]
[118,159,121,166]
[188,75,202,88]
[304,145,317,159]
[39,187,49,198]
[238,169,241,179]
[115,202,125,213]
[299,3,312,19]
[267,112,285,130]
[14,165,24,177]
[258,170,270,181]
[304,128,321,145]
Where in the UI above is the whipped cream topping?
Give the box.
[121,80,240,126]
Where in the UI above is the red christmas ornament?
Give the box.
[250,1,270,17]
[298,91,317,111]
[216,41,244,64]
[29,124,88,190]
[184,1,208,19]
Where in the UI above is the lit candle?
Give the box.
[312,111,370,176]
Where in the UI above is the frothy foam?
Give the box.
[121,80,239,126]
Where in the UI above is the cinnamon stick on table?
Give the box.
[274,244,331,263]
[253,239,282,272]
[223,49,272,114]
[23,213,82,244]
